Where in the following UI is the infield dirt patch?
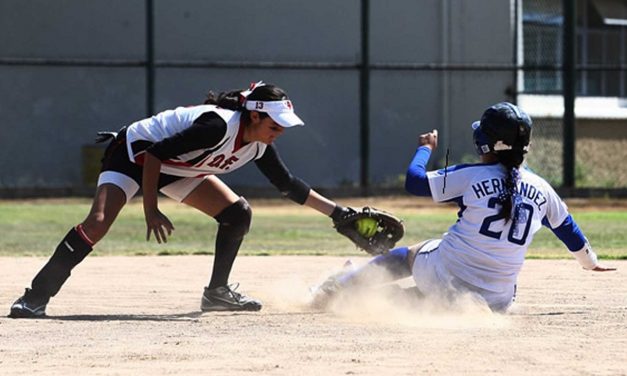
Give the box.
[1,256,625,375]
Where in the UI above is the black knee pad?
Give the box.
[215,198,252,238]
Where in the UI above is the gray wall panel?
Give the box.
[369,71,441,185]
[449,0,514,64]
[370,0,442,63]
[155,0,361,61]
[154,68,360,188]
[0,66,145,188]
[370,0,513,65]
[0,0,519,193]
[0,0,145,59]
[368,69,513,185]
[446,71,516,160]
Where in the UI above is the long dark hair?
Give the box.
[496,150,525,223]
[203,84,288,123]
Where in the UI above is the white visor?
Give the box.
[244,100,304,128]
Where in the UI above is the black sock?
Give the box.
[207,199,251,289]
[207,228,244,289]
[31,227,93,298]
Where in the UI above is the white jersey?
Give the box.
[427,162,569,293]
[124,105,267,177]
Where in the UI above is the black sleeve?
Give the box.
[255,144,311,204]
[145,112,227,161]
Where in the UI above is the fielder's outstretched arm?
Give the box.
[255,144,340,216]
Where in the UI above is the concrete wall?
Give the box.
[0,0,515,194]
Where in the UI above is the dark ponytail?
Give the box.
[496,151,525,223]
[203,89,245,110]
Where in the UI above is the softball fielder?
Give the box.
[10,81,354,317]
[314,102,615,312]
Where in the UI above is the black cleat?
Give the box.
[9,288,49,318]
[201,283,262,312]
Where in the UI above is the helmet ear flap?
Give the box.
[503,102,532,153]
[472,121,492,155]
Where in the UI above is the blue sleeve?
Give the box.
[405,146,432,197]
[543,214,586,252]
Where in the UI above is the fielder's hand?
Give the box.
[331,206,405,255]
[144,207,175,244]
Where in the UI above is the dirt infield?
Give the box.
[1,256,625,375]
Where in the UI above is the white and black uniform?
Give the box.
[98,105,309,203]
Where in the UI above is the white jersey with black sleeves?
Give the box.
[426,162,569,292]
[124,105,267,177]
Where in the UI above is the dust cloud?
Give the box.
[265,259,510,330]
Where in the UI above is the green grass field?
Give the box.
[1,198,626,259]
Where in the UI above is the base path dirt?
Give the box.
[1,256,625,375]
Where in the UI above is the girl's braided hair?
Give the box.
[496,150,525,223]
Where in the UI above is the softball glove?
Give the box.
[331,206,405,255]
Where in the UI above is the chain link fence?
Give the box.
[521,0,565,186]
[521,0,627,189]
